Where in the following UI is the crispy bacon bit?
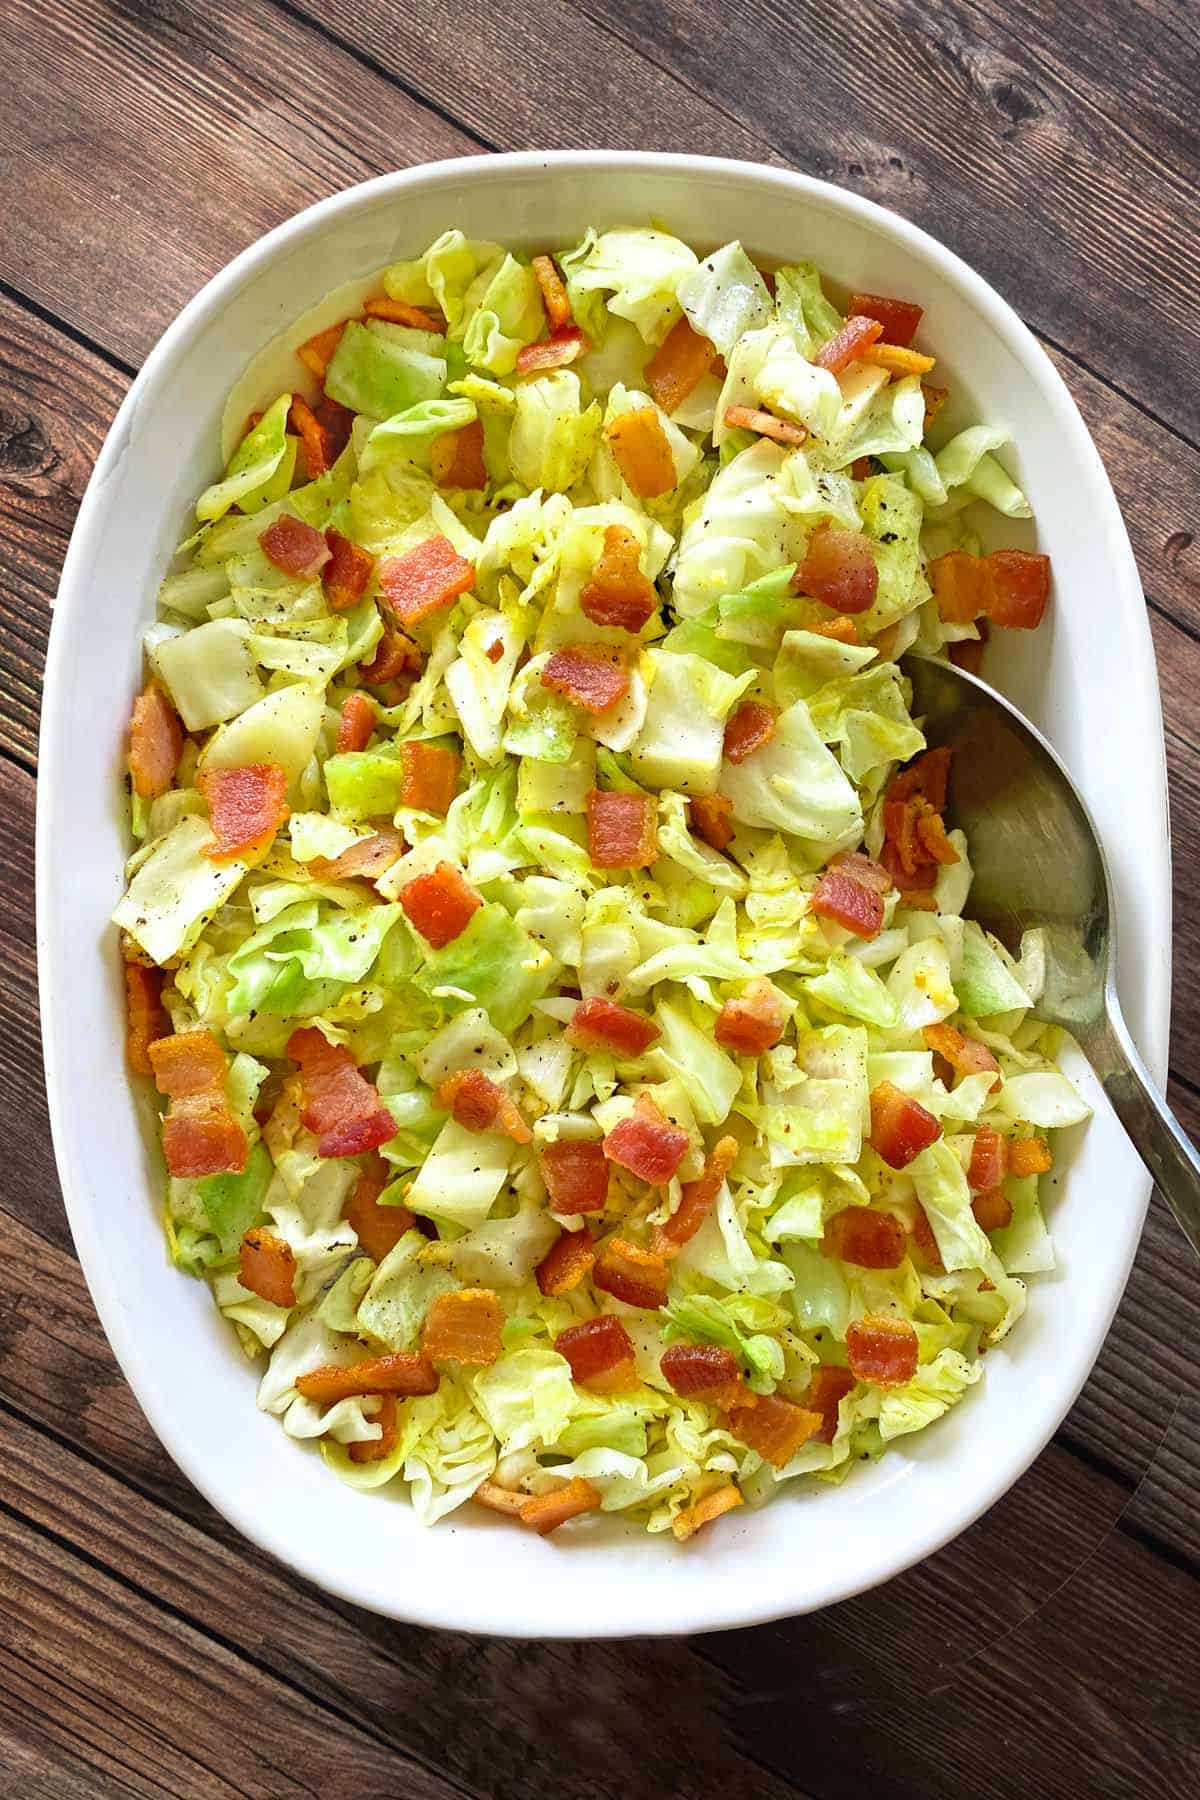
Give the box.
[199,763,289,863]
[259,513,331,580]
[515,326,590,374]
[723,700,777,764]
[861,343,937,377]
[436,1068,532,1144]
[723,405,807,446]
[822,1207,907,1269]
[323,529,375,612]
[882,749,958,891]
[519,1477,601,1535]
[149,1029,227,1098]
[672,1483,744,1542]
[398,861,482,949]
[295,1353,439,1404]
[811,616,861,643]
[399,740,461,816]
[318,824,406,883]
[555,1315,637,1390]
[536,1226,596,1296]
[811,859,887,940]
[238,1228,296,1309]
[379,536,475,626]
[532,254,572,331]
[806,1365,857,1444]
[592,1237,671,1310]
[297,320,346,380]
[287,1026,396,1158]
[889,747,952,811]
[967,1124,1009,1192]
[984,550,1052,629]
[725,1394,822,1468]
[485,639,504,663]
[125,963,169,1075]
[566,997,661,1058]
[915,808,959,865]
[923,382,948,428]
[923,1023,999,1088]
[347,1392,400,1465]
[360,616,422,686]
[345,1159,413,1263]
[909,1202,944,1272]
[846,292,924,348]
[869,1080,942,1169]
[586,788,658,870]
[128,681,184,800]
[1010,1135,1052,1178]
[336,692,375,754]
[289,393,333,479]
[149,1029,248,1178]
[603,1101,689,1187]
[540,1140,610,1215]
[815,314,884,373]
[604,406,677,499]
[714,980,786,1057]
[660,1342,745,1408]
[314,396,354,463]
[644,316,719,414]
[422,1288,504,1365]
[430,418,488,489]
[689,791,735,852]
[845,1313,919,1387]
[363,294,446,332]
[793,523,879,614]
[972,1187,1014,1231]
[579,524,658,632]
[651,1136,739,1258]
[474,1478,527,1517]
[542,645,629,716]
[929,550,984,624]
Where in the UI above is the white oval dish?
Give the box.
[38,152,1169,1638]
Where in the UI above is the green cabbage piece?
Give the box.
[677,241,772,357]
[559,227,698,344]
[721,697,862,856]
[508,372,602,492]
[325,319,446,420]
[196,393,291,523]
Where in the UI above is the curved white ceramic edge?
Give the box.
[38,151,1170,1640]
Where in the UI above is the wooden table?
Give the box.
[3,2,1198,1794]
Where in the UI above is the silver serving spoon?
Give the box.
[906,653,1200,1254]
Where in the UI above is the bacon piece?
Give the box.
[536,1225,596,1296]
[555,1315,637,1391]
[868,1080,942,1169]
[845,1313,919,1387]
[336,692,375,754]
[909,1201,944,1272]
[822,1206,907,1269]
[128,681,184,800]
[723,700,777,764]
[289,393,333,479]
[318,824,406,883]
[915,808,959,865]
[125,963,168,1074]
[399,740,460,816]
[436,1069,531,1144]
[972,1187,1014,1231]
[861,343,937,377]
[586,789,658,870]
[430,418,488,490]
[540,1140,610,1215]
[259,513,330,580]
[542,645,629,716]
[532,254,572,331]
[603,1101,689,1186]
[929,550,984,624]
[811,864,886,939]
[579,524,657,632]
[689,791,735,852]
[660,1343,745,1408]
[714,980,786,1057]
[199,763,289,863]
[297,320,346,380]
[379,536,475,626]
[474,1478,527,1517]
[149,1029,227,1098]
[422,1288,504,1365]
[651,1136,739,1257]
[983,550,1052,629]
[565,997,660,1058]
[295,1353,439,1403]
[923,1023,999,1088]
[806,1365,857,1444]
[347,1392,400,1465]
[793,523,879,614]
[485,639,504,664]
[846,292,924,348]
[725,1393,822,1468]
[519,1477,601,1535]
[287,1026,396,1158]
[923,383,948,427]
[815,314,884,373]
[723,405,807,446]
[360,616,422,687]
[1010,1135,1052,1177]
[323,529,375,612]
[592,1237,671,1310]
[888,747,952,811]
[967,1124,1010,1192]
[644,316,718,414]
[604,406,677,499]
[363,294,446,332]
[314,396,354,463]
[515,326,590,375]
[238,1228,296,1308]
[345,1158,414,1263]
[672,1483,744,1541]
[161,1101,249,1179]
[398,861,482,949]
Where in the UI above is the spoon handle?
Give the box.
[1091,993,1200,1256]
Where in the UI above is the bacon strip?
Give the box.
[605,406,677,499]
[983,550,1052,629]
[422,1288,504,1365]
[295,1353,439,1403]
[531,254,572,330]
[399,741,460,816]
[565,997,660,1057]
[723,405,806,446]
[689,792,734,852]
[810,860,888,940]
[540,1140,610,1215]
[923,1022,999,1088]
[644,317,718,415]
[845,1314,919,1387]
[923,383,949,428]
[650,1136,738,1257]
[125,963,168,1074]
[723,700,777,764]
[323,529,375,612]
[1010,1135,1052,1177]
[821,1207,907,1269]
[519,1477,601,1535]
[723,1394,822,1468]
[287,1026,396,1158]
[672,1483,743,1542]
[542,645,629,716]
[148,1029,248,1179]
[714,981,786,1056]
[793,523,879,614]
[360,616,422,687]
[810,617,860,644]
[868,1081,942,1170]
[806,1365,856,1444]
[436,1069,532,1144]
[586,789,658,870]
[317,824,406,883]
[345,1158,414,1263]
[238,1228,296,1308]
[128,681,183,800]
[909,1201,944,1272]
[430,418,488,489]
[967,1124,1009,1192]
[289,393,333,480]
[972,1187,1014,1231]
[474,1479,528,1517]
[555,1315,637,1390]
[660,1342,745,1408]
[347,1392,400,1465]
[336,692,375,754]
[536,1225,596,1296]
[846,292,924,348]
[591,1237,670,1310]
[399,861,482,949]
[815,314,884,373]
[380,536,475,626]
[200,763,289,863]
[515,326,590,375]
[296,320,346,381]
[579,524,658,632]
[603,1101,689,1186]
[861,343,937,377]
[259,513,331,580]
[363,294,446,332]
[928,550,983,624]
